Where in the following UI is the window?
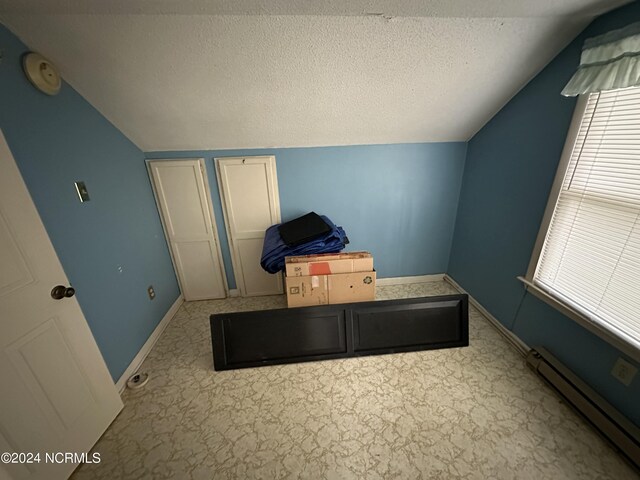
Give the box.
[525,87,640,357]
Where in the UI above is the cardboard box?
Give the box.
[285,251,373,277]
[328,271,376,305]
[286,271,376,307]
[286,275,328,307]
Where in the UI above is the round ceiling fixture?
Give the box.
[22,52,61,96]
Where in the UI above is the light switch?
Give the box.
[75,181,90,202]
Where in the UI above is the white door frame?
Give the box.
[215,155,281,297]
[146,158,229,298]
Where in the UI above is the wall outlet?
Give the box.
[611,357,637,386]
[147,285,156,300]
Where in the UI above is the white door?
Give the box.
[148,159,227,301]
[216,156,283,296]
[0,130,123,480]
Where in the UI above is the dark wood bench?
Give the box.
[210,294,468,371]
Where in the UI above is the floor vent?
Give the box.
[526,347,640,469]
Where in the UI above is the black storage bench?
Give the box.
[210,294,468,371]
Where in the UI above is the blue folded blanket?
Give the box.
[261,215,348,273]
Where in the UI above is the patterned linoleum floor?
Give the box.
[73,282,637,479]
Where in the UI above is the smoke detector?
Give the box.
[22,52,61,96]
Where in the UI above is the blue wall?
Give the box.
[0,24,180,382]
[448,3,640,424]
[147,143,467,289]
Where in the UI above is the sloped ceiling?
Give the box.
[0,1,629,151]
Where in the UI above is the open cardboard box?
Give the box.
[285,251,373,277]
[285,270,376,308]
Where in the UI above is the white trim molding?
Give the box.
[228,289,240,297]
[116,295,183,393]
[376,274,445,286]
[526,95,588,279]
[444,275,530,357]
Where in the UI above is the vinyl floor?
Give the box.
[72,281,637,479]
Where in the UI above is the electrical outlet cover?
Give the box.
[611,357,637,386]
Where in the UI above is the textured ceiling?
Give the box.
[0,0,625,17]
[0,1,629,151]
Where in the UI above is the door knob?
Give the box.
[51,285,76,300]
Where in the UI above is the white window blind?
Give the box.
[535,87,640,351]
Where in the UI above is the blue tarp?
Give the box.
[260,215,348,273]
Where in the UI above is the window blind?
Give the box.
[535,87,640,350]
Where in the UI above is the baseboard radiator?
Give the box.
[526,347,640,468]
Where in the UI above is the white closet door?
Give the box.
[149,159,227,301]
[216,156,283,296]
[0,130,123,480]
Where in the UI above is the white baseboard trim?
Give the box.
[376,274,445,286]
[116,295,184,393]
[228,289,240,297]
[443,275,530,357]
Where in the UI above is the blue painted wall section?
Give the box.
[448,3,640,424]
[147,142,467,290]
[0,24,180,381]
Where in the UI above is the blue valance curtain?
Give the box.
[562,22,640,96]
